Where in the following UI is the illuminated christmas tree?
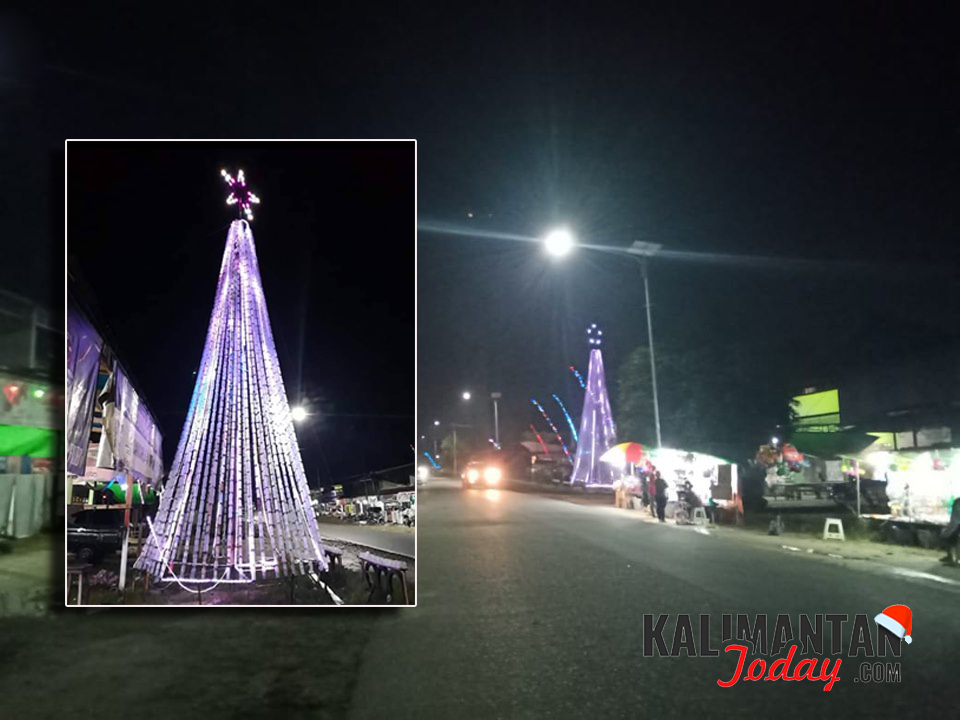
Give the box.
[136,170,328,583]
[571,324,618,485]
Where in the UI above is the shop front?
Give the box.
[852,448,960,526]
[66,302,164,592]
[609,445,739,518]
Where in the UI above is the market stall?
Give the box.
[0,372,60,539]
[646,447,737,508]
[850,448,960,525]
[604,444,739,514]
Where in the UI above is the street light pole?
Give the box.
[628,241,663,449]
[544,230,665,449]
[491,392,501,447]
[641,258,662,448]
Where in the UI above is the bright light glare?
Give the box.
[291,406,308,422]
[417,465,430,481]
[467,468,479,483]
[544,228,575,257]
[483,466,501,483]
[484,489,501,503]
[462,391,472,401]
[433,419,440,426]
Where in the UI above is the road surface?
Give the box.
[5,481,959,718]
[345,479,960,717]
[317,519,415,558]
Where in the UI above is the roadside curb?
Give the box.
[320,536,416,562]
[514,482,958,580]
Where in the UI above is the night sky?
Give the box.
[67,142,414,487]
[3,6,959,458]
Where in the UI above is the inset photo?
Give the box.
[66,140,415,606]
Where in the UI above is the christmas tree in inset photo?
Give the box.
[136,170,328,584]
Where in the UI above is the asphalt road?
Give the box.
[317,519,415,558]
[346,479,960,718]
[5,482,959,718]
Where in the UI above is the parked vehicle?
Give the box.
[67,509,123,563]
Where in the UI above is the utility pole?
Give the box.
[448,423,474,476]
[641,258,662,448]
[491,392,501,447]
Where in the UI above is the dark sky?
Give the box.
[67,142,414,487]
[3,5,959,454]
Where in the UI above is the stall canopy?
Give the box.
[790,430,876,459]
[0,425,57,457]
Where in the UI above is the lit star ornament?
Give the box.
[221,168,261,221]
[587,323,603,347]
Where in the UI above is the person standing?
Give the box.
[648,472,658,518]
[941,497,960,565]
[655,471,668,522]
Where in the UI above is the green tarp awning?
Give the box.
[0,425,58,458]
[789,430,877,459]
[104,481,156,504]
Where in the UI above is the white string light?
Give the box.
[136,218,329,584]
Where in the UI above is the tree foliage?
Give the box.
[616,340,797,462]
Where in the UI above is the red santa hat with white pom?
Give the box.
[874,605,913,644]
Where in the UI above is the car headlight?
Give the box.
[484,466,501,483]
[467,468,479,483]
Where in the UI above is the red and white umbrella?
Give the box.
[599,442,647,467]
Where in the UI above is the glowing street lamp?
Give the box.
[291,406,308,422]
[543,227,575,258]
[462,390,472,401]
[543,232,663,447]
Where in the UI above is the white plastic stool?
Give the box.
[823,518,845,541]
[691,507,708,525]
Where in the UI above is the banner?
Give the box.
[66,305,103,475]
[113,366,164,485]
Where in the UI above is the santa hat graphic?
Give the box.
[874,605,913,644]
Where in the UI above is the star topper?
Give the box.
[220,168,261,221]
[587,323,603,347]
